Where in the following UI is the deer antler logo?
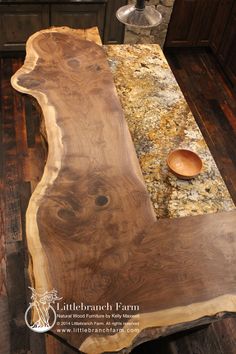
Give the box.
[25,287,62,333]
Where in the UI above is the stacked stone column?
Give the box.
[124,0,175,47]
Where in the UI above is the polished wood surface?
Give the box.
[10,28,236,353]
[1,43,236,354]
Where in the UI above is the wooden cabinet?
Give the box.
[104,0,127,44]
[51,4,106,37]
[210,0,234,55]
[196,0,219,46]
[165,0,236,87]
[0,1,127,51]
[165,0,220,47]
[0,4,49,51]
[165,0,200,47]
[216,2,236,86]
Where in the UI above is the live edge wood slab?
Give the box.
[11,27,236,354]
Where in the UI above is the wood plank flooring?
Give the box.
[0,57,46,354]
[1,49,236,353]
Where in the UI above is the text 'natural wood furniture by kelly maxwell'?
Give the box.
[11,27,236,354]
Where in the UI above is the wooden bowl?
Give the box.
[167,149,203,180]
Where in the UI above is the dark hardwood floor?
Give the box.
[1,49,236,353]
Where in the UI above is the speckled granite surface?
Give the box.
[104,44,235,219]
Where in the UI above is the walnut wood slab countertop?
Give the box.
[11,27,236,354]
[105,44,235,219]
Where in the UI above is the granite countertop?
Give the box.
[105,44,235,219]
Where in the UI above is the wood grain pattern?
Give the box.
[11,27,236,354]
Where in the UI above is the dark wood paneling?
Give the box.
[104,0,126,44]
[225,49,236,87]
[216,3,236,66]
[220,4,236,86]
[50,3,106,38]
[0,5,49,51]
[165,0,200,47]
[166,0,220,47]
[210,0,234,55]
[197,0,219,46]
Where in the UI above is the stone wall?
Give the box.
[124,0,175,48]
